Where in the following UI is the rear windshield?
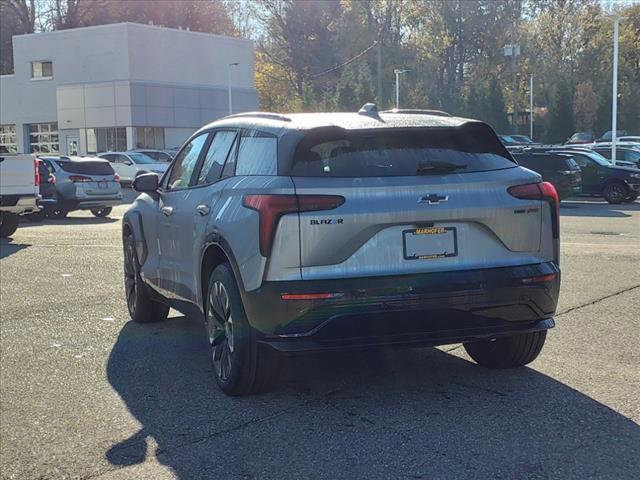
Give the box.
[291,124,515,177]
[515,154,578,170]
[55,160,115,175]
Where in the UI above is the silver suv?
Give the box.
[122,106,561,396]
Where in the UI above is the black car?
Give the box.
[512,151,582,200]
[551,148,640,203]
[590,145,640,169]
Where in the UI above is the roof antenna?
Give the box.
[358,103,378,115]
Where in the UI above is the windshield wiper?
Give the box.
[416,161,468,175]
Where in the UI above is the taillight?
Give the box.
[34,159,41,187]
[243,194,345,256]
[508,181,559,238]
[48,174,56,184]
[114,173,120,182]
[69,175,93,183]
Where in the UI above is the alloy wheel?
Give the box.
[124,239,137,317]
[207,281,234,381]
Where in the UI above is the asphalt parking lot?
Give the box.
[1,194,639,480]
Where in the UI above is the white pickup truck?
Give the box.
[0,153,41,238]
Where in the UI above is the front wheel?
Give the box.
[123,233,169,323]
[91,207,113,218]
[0,212,20,238]
[463,330,547,368]
[205,263,280,396]
[603,182,628,204]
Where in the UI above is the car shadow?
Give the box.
[0,239,30,259]
[18,216,119,227]
[106,317,640,479]
[560,199,639,218]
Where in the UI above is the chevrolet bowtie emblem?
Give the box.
[419,194,449,204]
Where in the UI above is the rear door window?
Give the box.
[197,130,238,185]
[235,130,277,176]
[291,124,515,177]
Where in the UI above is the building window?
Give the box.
[87,127,127,153]
[0,125,17,153]
[135,127,165,149]
[31,61,53,79]
[28,123,59,154]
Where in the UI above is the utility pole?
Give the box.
[376,42,382,106]
[227,62,239,115]
[529,74,534,140]
[503,44,520,135]
[394,69,409,109]
[599,13,625,166]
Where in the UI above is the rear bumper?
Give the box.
[0,195,40,214]
[242,262,560,352]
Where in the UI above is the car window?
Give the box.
[101,154,115,163]
[166,133,209,190]
[235,130,278,175]
[115,154,130,164]
[197,130,238,185]
[572,155,592,169]
[159,152,173,162]
[595,149,611,160]
[143,151,160,161]
[622,150,640,163]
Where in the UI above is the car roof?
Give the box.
[195,109,475,138]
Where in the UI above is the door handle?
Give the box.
[196,204,210,216]
[161,206,173,216]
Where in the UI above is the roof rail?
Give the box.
[225,112,292,122]
[381,108,452,117]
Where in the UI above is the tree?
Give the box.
[573,82,598,132]
[548,80,575,143]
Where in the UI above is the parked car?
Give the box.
[597,130,629,142]
[0,153,40,237]
[129,149,175,162]
[25,159,57,222]
[512,151,582,200]
[123,106,561,395]
[39,156,123,218]
[98,151,169,183]
[590,145,640,168]
[560,145,638,169]
[551,148,640,203]
[498,134,522,146]
[618,136,640,143]
[565,132,594,144]
[510,135,536,144]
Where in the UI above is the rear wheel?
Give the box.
[49,207,68,219]
[206,263,280,396]
[603,182,628,204]
[0,212,20,238]
[91,207,112,218]
[463,330,547,368]
[123,233,169,323]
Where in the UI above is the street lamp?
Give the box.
[598,13,625,166]
[529,74,534,141]
[227,62,239,115]
[503,43,520,135]
[394,69,410,109]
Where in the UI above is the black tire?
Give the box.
[123,233,169,323]
[603,182,628,204]
[463,330,547,369]
[25,210,46,222]
[0,212,20,238]
[49,207,69,219]
[623,194,638,203]
[205,263,280,396]
[91,207,113,218]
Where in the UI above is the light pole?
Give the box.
[227,62,239,115]
[503,44,520,134]
[394,69,410,109]
[599,14,625,165]
[529,74,534,141]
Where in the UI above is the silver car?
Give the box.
[98,151,169,183]
[122,105,561,395]
[40,156,122,218]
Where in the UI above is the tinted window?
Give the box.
[622,150,640,163]
[128,153,157,164]
[235,131,277,175]
[55,160,115,175]
[292,125,514,177]
[595,149,611,159]
[197,131,237,185]
[572,154,593,169]
[167,134,208,190]
[101,154,116,163]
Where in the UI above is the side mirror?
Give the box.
[132,172,159,193]
[123,160,133,166]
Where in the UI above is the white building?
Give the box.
[0,22,258,155]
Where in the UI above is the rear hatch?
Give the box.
[289,124,547,280]
[56,159,120,196]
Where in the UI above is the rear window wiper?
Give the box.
[416,161,468,175]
